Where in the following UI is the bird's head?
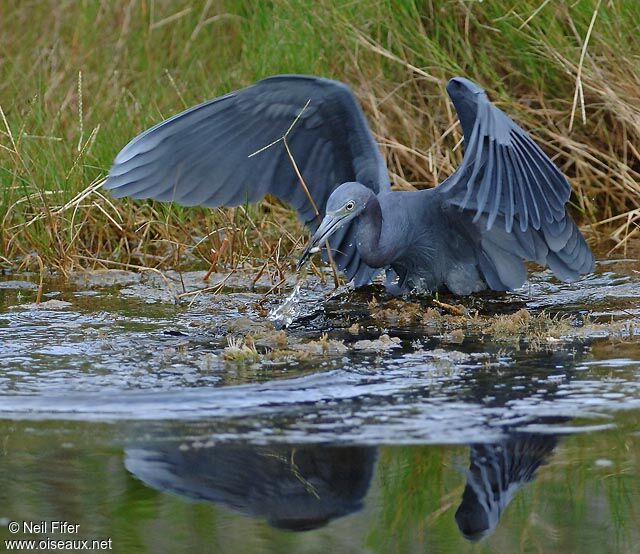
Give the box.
[297,182,373,270]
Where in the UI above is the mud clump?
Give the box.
[223,330,348,365]
[369,299,424,325]
[294,333,349,356]
[352,334,402,351]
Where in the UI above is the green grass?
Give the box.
[1,0,639,274]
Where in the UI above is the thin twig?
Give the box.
[250,98,341,288]
[282,137,340,288]
[248,98,312,158]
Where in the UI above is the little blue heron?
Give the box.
[104,75,594,295]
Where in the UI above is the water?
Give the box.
[0,258,639,553]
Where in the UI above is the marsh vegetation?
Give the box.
[1,0,638,278]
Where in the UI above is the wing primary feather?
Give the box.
[113,96,236,165]
[476,139,502,230]
[518,132,570,204]
[473,137,497,224]
[460,130,486,211]
[511,133,566,218]
[486,139,503,230]
[510,137,553,224]
[512,133,570,208]
[123,102,239,165]
[508,143,540,230]
[447,119,482,205]
[108,113,255,201]
[504,147,529,231]
[500,145,517,233]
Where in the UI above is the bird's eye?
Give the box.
[345,201,355,211]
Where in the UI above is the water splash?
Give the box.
[269,280,306,328]
[268,269,330,328]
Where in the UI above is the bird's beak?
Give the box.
[297,212,346,271]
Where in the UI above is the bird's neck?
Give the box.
[356,195,394,268]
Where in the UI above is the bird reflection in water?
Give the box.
[455,433,558,541]
[125,441,376,532]
[125,432,558,537]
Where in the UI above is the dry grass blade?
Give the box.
[569,0,602,131]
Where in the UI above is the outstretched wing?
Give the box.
[104,75,389,284]
[455,434,557,541]
[439,79,594,289]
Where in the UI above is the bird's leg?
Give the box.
[384,268,404,296]
[384,282,404,297]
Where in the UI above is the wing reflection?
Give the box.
[125,441,376,531]
[455,433,557,541]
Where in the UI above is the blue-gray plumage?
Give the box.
[455,434,557,541]
[103,75,594,295]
